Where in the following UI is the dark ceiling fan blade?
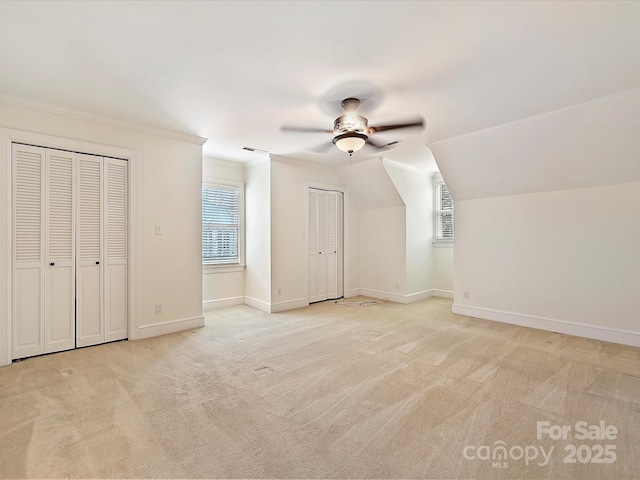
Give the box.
[368,117,425,134]
[280,125,333,134]
[307,141,336,153]
[365,139,401,150]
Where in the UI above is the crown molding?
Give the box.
[0,94,207,146]
[270,153,342,173]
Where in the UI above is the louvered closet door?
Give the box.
[308,188,343,304]
[104,158,128,342]
[44,149,76,354]
[76,154,103,347]
[12,145,46,358]
[316,190,328,302]
[336,192,344,298]
[326,191,339,299]
[308,189,319,303]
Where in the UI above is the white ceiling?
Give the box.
[1,1,640,174]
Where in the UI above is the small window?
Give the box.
[202,183,243,266]
[434,182,454,242]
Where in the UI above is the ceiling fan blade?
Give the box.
[307,141,336,153]
[368,117,425,134]
[366,139,401,150]
[280,125,333,134]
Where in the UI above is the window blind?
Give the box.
[203,186,240,265]
[434,183,454,241]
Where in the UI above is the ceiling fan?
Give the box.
[281,97,425,156]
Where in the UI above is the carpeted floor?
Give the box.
[1,296,639,479]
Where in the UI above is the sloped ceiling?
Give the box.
[1,1,640,194]
[338,159,404,210]
[431,88,640,200]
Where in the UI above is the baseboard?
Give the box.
[452,304,640,348]
[271,297,308,313]
[349,288,453,304]
[349,288,406,303]
[203,296,245,310]
[432,289,454,299]
[138,316,205,339]
[404,290,435,303]
[244,296,272,313]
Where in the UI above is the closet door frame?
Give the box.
[305,181,350,307]
[0,128,140,367]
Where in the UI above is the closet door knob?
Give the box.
[96,261,100,265]
[49,262,55,266]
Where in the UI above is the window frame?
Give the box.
[202,180,245,272]
[433,177,454,245]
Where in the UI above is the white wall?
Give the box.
[244,158,271,310]
[203,156,244,182]
[433,246,454,294]
[453,182,640,346]
[357,206,407,299]
[348,195,360,295]
[269,156,345,310]
[202,157,245,309]
[383,161,434,298]
[140,139,203,331]
[0,101,205,362]
[338,158,407,300]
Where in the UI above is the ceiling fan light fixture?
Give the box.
[333,131,368,155]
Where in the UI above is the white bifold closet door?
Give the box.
[12,145,76,358]
[76,154,104,347]
[103,158,128,342]
[76,156,127,346]
[308,188,343,303]
[12,144,127,359]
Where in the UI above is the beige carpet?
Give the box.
[1,297,639,479]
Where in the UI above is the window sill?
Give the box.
[203,264,245,274]
[432,241,454,248]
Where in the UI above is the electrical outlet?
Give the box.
[155,224,163,235]
[278,288,282,296]
[156,304,163,314]
[463,290,469,300]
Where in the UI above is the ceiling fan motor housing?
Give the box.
[334,113,368,133]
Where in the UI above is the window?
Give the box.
[434,181,454,242]
[202,183,243,266]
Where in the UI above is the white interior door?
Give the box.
[308,188,343,304]
[104,158,128,342]
[12,145,46,359]
[76,154,104,347]
[44,149,76,354]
